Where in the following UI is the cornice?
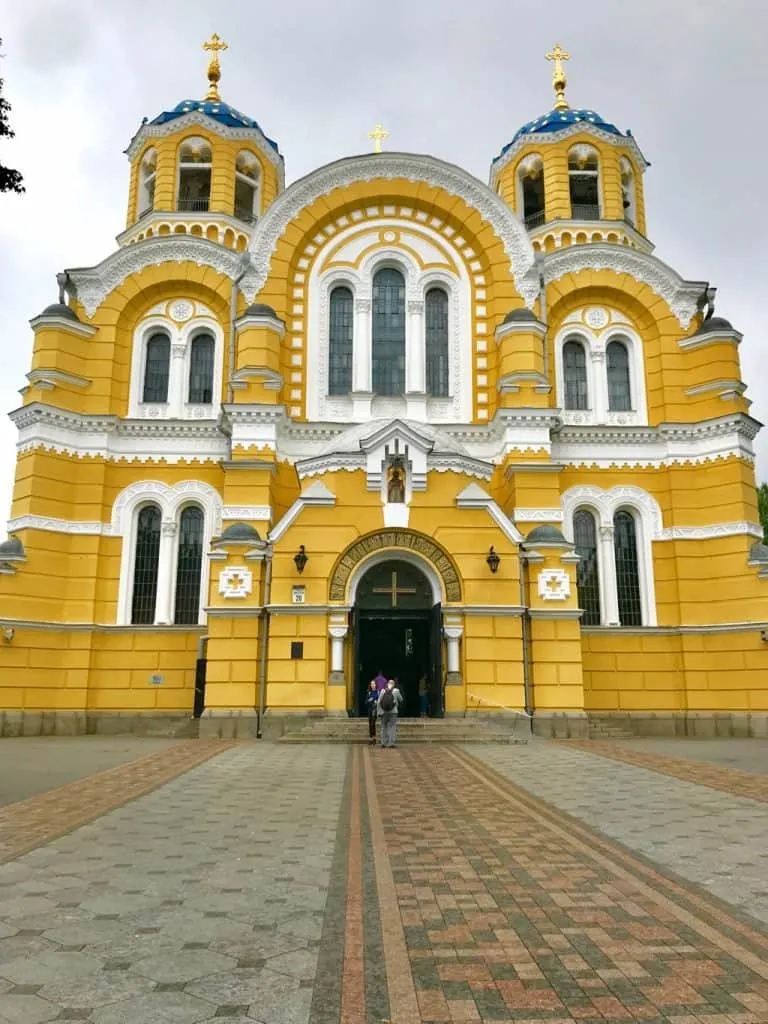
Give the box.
[527,217,654,255]
[245,152,540,308]
[25,369,91,392]
[28,314,97,337]
[680,326,743,350]
[489,121,650,185]
[66,237,251,318]
[542,244,707,328]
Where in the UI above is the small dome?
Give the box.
[525,525,568,545]
[242,303,280,319]
[0,536,25,559]
[149,99,280,153]
[693,316,734,335]
[38,303,80,322]
[496,107,624,161]
[749,541,768,563]
[503,308,538,324]
[218,522,262,543]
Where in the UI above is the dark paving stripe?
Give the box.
[359,752,390,1024]
[309,747,351,1024]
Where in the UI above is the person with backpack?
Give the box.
[378,678,403,748]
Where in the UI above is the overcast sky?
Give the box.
[0,0,766,534]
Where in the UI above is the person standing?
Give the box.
[378,678,403,748]
[418,675,429,718]
[373,669,387,694]
[365,680,379,745]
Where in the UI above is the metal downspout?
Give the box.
[519,553,533,721]
[537,255,549,382]
[256,543,273,739]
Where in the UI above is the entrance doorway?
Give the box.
[353,559,443,718]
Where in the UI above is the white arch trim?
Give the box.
[245,153,539,307]
[347,549,443,606]
[560,484,663,538]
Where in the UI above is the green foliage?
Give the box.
[0,39,24,195]
[759,482,768,542]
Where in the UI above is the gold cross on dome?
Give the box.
[545,43,570,110]
[368,123,389,153]
[373,570,417,608]
[203,33,228,101]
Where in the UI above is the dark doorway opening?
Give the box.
[353,558,443,717]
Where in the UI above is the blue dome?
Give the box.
[150,99,280,153]
[496,107,624,161]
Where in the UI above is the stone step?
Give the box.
[279,717,528,745]
[279,732,520,744]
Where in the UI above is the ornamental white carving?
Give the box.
[218,565,253,599]
[247,154,539,307]
[111,479,223,536]
[585,307,608,329]
[68,237,251,318]
[543,245,705,328]
[221,505,271,522]
[538,569,571,601]
[513,508,565,523]
[560,484,664,539]
[170,300,193,322]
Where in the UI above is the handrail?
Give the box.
[465,693,532,719]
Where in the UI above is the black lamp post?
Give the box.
[486,546,500,574]
[294,545,308,574]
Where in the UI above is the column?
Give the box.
[328,624,348,685]
[406,299,425,393]
[154,520,177,625]
[599,524,620,626]
[444,624,463,683]
[591,346,607,423]
[170,342,186,418]
[352,298,371,393]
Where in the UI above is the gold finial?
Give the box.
[368,123,389,153]
[545,43,571,110]
[203,33,228,102]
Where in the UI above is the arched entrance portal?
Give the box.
[353,559,443,718]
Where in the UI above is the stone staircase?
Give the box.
[279,715,529,745]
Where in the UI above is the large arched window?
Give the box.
[614,510,642,626]
[372,267,405,395]
[234,150,260,223]
[518,155,545,229]
[328,286,353,396]
[607,339,632,411]
[177,137,212,212]
[568,145,600,219]
[131,505,162,625]
[574,510,601,626]
[425,288,449,397]
[138,148,157,217]
[174,507,204,624]
[188,333,215,404]
[563,339,588,410]
[142,333,171,403]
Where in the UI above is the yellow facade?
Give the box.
[1,49,766,739]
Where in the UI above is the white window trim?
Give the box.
[620,157,637,225]
[129,314,224,420]
[138,148,157,218]
[562,484,659,627]
[555,322,648,427]
[516,153,545,223]
[568,144,603,218]
[114,480,222,626]
[177,137,213,209]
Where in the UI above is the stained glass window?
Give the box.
[607,340,632,411]
[328,286,353,395]
[574,510,601,625]
[174,507,204,625]
[425,288,449,397]
[372,267,405,396]
[188,334,214,404]
[142,333,170,403]
[614,510,643,626]
[131,505,161,624]
[563,340,588,410]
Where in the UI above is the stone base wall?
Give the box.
[0,710,200,738]
[586,711,768,739]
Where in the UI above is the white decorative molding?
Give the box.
[67,238,252,318]
[513,508,565,523]
[28,314,97,337]
[6,515,110,536]
[246,153,539,307]
[685,379,746,399]
[658,522,764,542]
[679,327,743,350]
[455,482,524,543]
[543,245,707,328]
[111,479,223,536]
[269,480,337,543]
[221,505,272,522]
[561,484,664,540]
[25,369,91,392]
[218,566,253,599]
[538,568,571,601]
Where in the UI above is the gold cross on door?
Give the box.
[373,570,417,608]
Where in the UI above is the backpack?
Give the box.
[379,689,395,712]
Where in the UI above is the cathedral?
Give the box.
[1,39,766,739]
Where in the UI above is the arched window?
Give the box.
[518,155,545,229]
[573,510,601,626]
[607,339,632,411]
[620,157,637,227]
[174,507,204,625]
[188,333,215,404]
[568,145,600,219]
[425,288,449,397]
[372,267,405,396]
[328,286,353,396]
[131,505,161,625]
[138,148,157,217]
[142,333,171,403]
[614,510,642,626]
[177,137,212,212]
[563,339,588,410]
[234,150,260,223]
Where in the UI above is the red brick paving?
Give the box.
[0,739,237,863]
[561,741,768,804]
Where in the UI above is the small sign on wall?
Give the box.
[150,674,164,685]
[292,585,305,604]
[290,642,304,660]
